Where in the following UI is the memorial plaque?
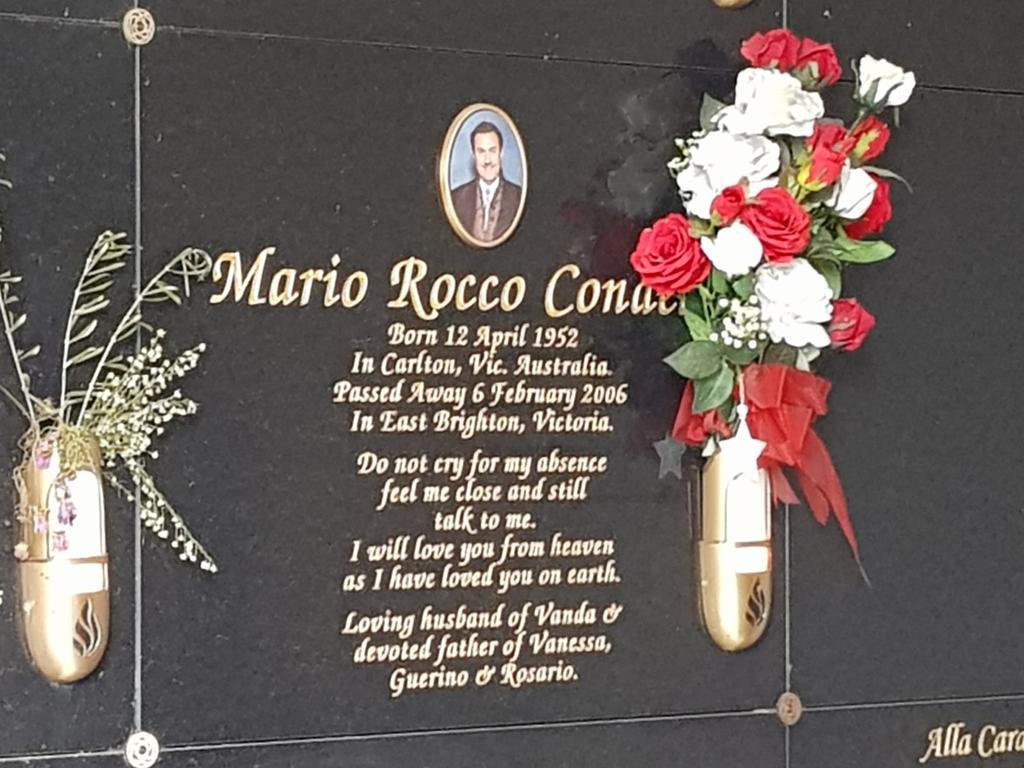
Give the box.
[1,3,1022,767]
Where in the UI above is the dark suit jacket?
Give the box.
[450,176,523,240]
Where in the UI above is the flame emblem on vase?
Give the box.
[744,579,768,628]
[73,599,103,658]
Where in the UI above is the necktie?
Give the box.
[482,187,493,229]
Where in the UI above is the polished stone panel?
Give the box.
[790,87,1024,705]
[792,699,1024,768]
[137,28,785,746]
[0,19,134,757]
[790,1,1024,92]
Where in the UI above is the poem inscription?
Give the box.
[335,321,628,698]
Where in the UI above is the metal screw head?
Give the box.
[122,8,156,46]
[776,691,804,727]
[124,731,160,768]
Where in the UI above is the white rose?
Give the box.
[715,68,825,137]
[857,55,916,108]
[827,162,878,219]
[754,258,833,348]
[675,130,779,219]
[701,222,762,277]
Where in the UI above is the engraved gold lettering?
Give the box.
[478,275,501,311]
[209,247,272,305]
[299,269,325,305]
[388,256,525,321]
[544,264,578,318]
[388,256,437,320]
[269,268,299,306]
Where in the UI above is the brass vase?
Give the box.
[15,429,110,683]
[694,435,773,652]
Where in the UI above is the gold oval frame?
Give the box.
[437,102,528,250]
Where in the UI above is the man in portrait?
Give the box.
[451,121,522,243]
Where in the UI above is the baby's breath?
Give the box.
[84,331,216,571]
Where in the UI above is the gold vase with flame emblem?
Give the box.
[694,434,773,652]
[15,428,109,683]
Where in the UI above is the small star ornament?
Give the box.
[716,404,766,481]
[653,434,688,479]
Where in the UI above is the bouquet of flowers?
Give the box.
[632,28,916,562]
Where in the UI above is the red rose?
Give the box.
[794,38,842,86]
[802,122,853,189]
[843,177,892,239]
[740,29,800,70]
[739,187,811,263]
[711,184,747,226]
[849,115,890,163]
[828,298,876,352]
[630,213,710,297]
[672,381,732,447]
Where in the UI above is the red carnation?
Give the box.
[740,187,811,263]
[849,116,891,164]
[828,298,876,352]
[711,184,747,226]
[794,37,842,86]
[740,29,800,71]
[843,177,892,239]
[630,213,710,297]
[672,380,732,447]
[802,122,854,189]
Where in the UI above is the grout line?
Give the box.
[0,11,1022,96]
[0,11,117,28]
[159,708,778,755]
[132,30,144,736]
[0,749,121,765]
[156,22,735,76]
[806,692,1024,714]
[784,503,791,692]
[3,691,1024,763]
[784,503,792,768]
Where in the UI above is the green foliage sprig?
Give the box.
[0,165,216,570]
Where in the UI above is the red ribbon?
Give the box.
[743,363,859,560]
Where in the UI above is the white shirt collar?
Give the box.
[479,177,500,198]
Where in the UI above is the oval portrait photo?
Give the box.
[438,103,527,249]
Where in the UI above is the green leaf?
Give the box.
[717,398,736,427]
[710,269,729,296]
[812,259,842,298]
[66,345,103,366]
[682,309,710,341]
[860,164,913,192]
[834,236,895,264]
[684,290,704,316]
[85,260,127,276]
[77,296,111,315]
[664,341,724,379]
[692,364,735,413]
[732,274,755,300]
[69,318,98,345]
[80,277,115,295]
[723,342,761,366]
[699,94,727,131]
[763,344,798,367]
